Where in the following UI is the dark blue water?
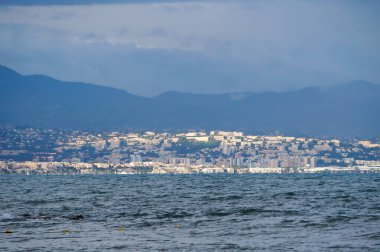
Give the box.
[1,174,380,251]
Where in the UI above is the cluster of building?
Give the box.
[0,127,379,174]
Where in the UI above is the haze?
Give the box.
[0,0,379,96]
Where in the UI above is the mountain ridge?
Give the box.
[1,65,379,138]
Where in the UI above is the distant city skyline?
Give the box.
[0,0,379,96]
[1,127,379,175]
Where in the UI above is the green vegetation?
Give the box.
[167,137,220,154]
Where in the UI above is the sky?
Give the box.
[0,0,379,96]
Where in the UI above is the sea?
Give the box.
[1,174,379,251]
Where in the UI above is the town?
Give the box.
[1,127,379,174]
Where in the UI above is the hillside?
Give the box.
[1,65,379,138]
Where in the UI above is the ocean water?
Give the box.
[0,174,379,251]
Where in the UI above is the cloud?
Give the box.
[0,1,379,96]
[0,22,251,96]
[0,0,206,6]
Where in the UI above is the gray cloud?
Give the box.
[0,1,379,96]
[0,0,207,6]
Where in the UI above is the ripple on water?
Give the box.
[0,174,379,251]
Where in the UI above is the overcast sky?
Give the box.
[0,0,379,96]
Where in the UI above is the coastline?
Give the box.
[1,162,379,175]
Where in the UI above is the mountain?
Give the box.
[1,65,379,138]
[0,65,216,130]
[154,83,380,138]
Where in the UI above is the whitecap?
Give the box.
[0,212,13,220]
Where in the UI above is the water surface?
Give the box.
[1,174,380,251]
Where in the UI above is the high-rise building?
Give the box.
[169,158,177,165]
[130,154,142,163]
[303,157,316,168]
[310,157,316,168]
[184,158,191,166]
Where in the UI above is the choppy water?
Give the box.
[1,174,380,251]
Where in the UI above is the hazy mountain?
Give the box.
[0,65,216,130]
[1,65,379,138]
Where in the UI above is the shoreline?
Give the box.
[1,165,380,175]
